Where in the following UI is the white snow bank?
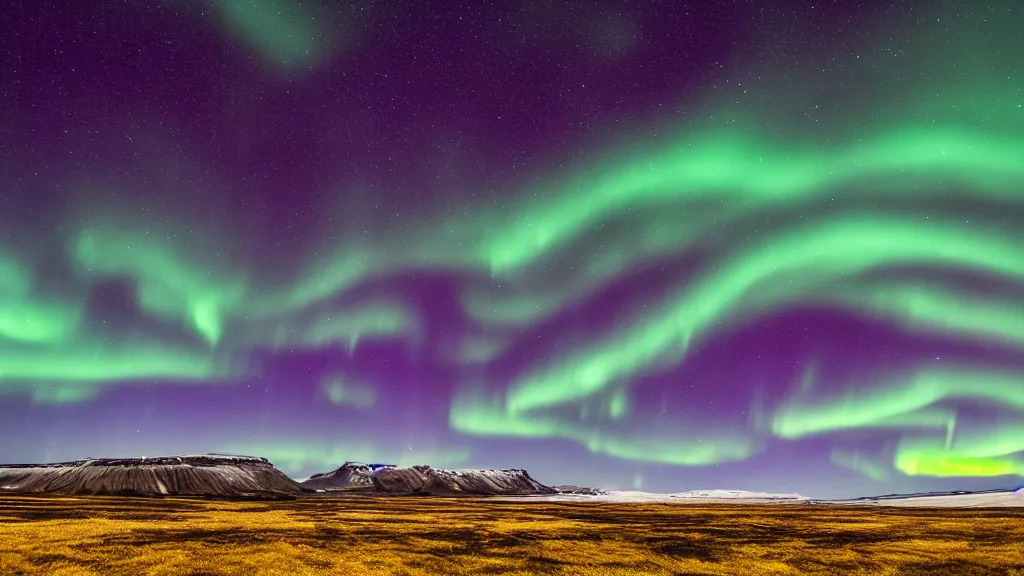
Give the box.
[493,489,807,503]
[852,491,1024,508]
[670,489,807,500]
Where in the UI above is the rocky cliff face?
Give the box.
[301,463,556,496]
[300,461,379,491]
[370,465,556,495]
[0,454,306,499]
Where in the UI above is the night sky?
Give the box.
[2,0,1023,500]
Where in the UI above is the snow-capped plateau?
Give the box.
[300,462,557,496]
[0,455,305,499]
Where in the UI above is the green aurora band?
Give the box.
[837,283,1024,349]
[2,4,1023,483]
[500,216,1024,415]
[213,0,326,70]
[219,441,473,475]
[321,376,377,409]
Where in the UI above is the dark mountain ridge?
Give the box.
[300,462,561,496]
[0,454,306,499]
[301,461,380,491]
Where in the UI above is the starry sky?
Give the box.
[2,0,1023,500]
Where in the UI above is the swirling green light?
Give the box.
[504,217,1024,415]
[450,389,758,466]
[73,223,247,346]
[481,127,1024,275]
[772,368,1024,441]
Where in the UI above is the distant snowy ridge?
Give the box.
[499,489,808,503]
[669,489,807,500]
[832,489,1024,508]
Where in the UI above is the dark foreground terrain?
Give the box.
[1,494,1022,575]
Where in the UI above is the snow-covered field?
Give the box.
[838,490,1024,508]
[495,488,1024,507]
[495,489,809,503]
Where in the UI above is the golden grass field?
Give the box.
[1,494,1023,575]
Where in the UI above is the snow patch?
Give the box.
[851,491,1024,507]
[671,489,807,500]
[495,489,807,503]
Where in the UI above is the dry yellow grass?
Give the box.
[1,494,1023,575]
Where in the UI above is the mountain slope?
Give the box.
[300,461,378,491]
[300,462,556,496]
[0,455,306,499]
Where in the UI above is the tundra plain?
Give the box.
[1,494,1023,575]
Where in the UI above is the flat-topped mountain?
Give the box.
[0,454,306,499]
[300,462,557,496]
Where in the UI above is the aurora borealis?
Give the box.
[2,0,1022,499]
